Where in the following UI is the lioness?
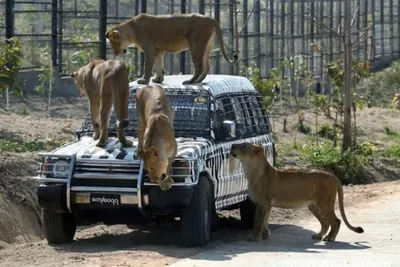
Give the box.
[136,85,177,191]
[230,143,364,242]
[71,58,133,148]
[105,13,239,85]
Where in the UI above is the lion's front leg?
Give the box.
[248,203,271,242]
[152,53,165,84]
[137,51,156,84]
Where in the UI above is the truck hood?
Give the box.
[50,136,209,160]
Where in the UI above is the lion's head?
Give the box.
[105,29,128,56]
[230,143,264,162]
[139,145,169,183]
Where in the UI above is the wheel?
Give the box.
[180,176,212,247]
[240,197,256,229]
[42,209,77,244]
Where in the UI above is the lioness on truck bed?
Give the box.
[136,85,177,191]
[230,143,364,242]
[71,58,133,148]
[105,13,239,85]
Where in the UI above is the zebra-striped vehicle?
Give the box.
[33,74,275,247]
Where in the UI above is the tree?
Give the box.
[0,38,25,96]
[305,1,373,151]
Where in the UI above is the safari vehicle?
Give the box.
[33,74,275,247]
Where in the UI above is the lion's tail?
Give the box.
[336,178,364,234]
[213,20,239,64]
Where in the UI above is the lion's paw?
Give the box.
[152,76,164,83]
[158,177,174,191]
[311,234,323,240]
[323,235,336,242]
[95,139,106,148]
[137,78,150,85]
[182,79,194,85]
[247,234,261,242]
[121,139,133,147]
[262,227,271,240]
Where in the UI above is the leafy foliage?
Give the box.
[241,62,276,109]
[384,145,400,159]
[0,138,68,154]
[0,38,25,95]
[301,140,376,184]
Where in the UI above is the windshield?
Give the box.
[77,87,212,139]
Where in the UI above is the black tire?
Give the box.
[180,176,212,247]
[240,197,256,229]
[42,209,77,244]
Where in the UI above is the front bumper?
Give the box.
[37,183,195,215]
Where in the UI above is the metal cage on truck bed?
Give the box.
[76,86,213,140]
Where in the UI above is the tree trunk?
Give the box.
[342,0,352,151]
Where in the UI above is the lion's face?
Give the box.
[140,146,169,183]
[230,143,264,161]
[105,30,128,56]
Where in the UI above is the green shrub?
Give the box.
[384,126,399,137]
[317,124,337,140]
[385,145,400,159]
[298,123,311,134]
[300,140,376,184]
[0,138,68,154]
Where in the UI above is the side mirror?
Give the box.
[223,120,236,139]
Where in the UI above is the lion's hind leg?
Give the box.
[308,204,330,240]
[193,34,214,84]
[183,40,208,84]
[323,212,341,242]
[96,88,113,148]
[115,86,133,148]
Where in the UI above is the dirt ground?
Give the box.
[0,95,399,266]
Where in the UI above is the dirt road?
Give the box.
[171,182,400,267]
[0,181,399,267]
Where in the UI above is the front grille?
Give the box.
[72,159,141,188]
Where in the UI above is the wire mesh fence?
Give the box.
[1,0,400,78]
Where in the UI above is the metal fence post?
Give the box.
[51,0,58,68]
[199,0,205,14]
[5,0,14,39]
[99,0,107,60]
[214,0,220,74]
[180,0,186,74]
[140,0,147,72]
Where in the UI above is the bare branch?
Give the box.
[304,4,344,41]
[238,0,259,36]
[350,5,360,27]
[352,35,372,48]
[351,24,374,35]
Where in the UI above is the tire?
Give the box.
[42,209,77,244]
[240,197,256,229]
[180,176,212,247]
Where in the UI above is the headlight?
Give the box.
[52,160,70,178]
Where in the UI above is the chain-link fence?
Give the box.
[2,0,400,78]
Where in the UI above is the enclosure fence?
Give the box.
[1,0,400,80]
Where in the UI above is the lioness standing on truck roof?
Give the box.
[71,58,133,148]
[230,143,364,242]
[136,85,177,191]
[105,13,239,85]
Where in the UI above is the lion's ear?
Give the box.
[147,146,159,158]
[253,145,263,155]
[106,30,120,40]
[71,71,78,78]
